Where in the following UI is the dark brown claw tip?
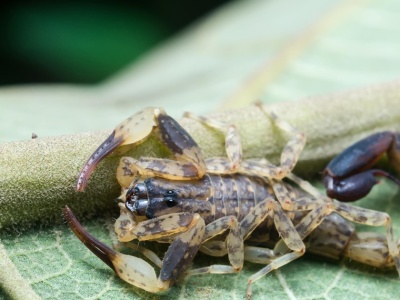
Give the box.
[63,206,117,272]
[76,130,123,192]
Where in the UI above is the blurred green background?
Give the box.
[0,1,230,85]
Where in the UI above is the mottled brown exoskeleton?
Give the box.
[64,106,400,299]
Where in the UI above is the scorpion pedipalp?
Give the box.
[76,107,159,191]
[64,205,206,293]
[63,206,167,292]
[76,107,207,191]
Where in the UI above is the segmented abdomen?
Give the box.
[203,173,276,224]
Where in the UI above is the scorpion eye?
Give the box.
[164,190,177,207]
[165,198,177,207]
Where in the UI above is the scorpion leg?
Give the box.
[276,209,400,270]
[305,213,398,269]
[187,197,305,299]
[185,106,306,180]
[77,107,206,191]
[285,196,400,274]
[276,212,389,267]
[64,206,206,292]
[238,159,299,214]
[183,112,242,173]
[244,207,328,264]
[202,216,244,270]
[240,197,305,299]
[253,211,358,264]
[243,246,277,264]
[199,243,279,264]
[254,104,306,180]
[187,215,244,276]
[235,106,306,213]
[122,244,163,268]
[323,131,400,202]
[343,232,398,268]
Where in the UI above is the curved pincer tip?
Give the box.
[63,206,117,272]
[76,130,123,192]
[76,107,160,191]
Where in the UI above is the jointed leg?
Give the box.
[246,251,303,299]
[187,215,244,276]
[252,104,306,180]
[344,232,394,268]
[185,105,305,180]
[306,214,399,269]
[187,197,305,299]
[183,112,242,173]
[120,243,163,268]
[284,196,400,274]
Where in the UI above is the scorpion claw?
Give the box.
[63,206,117,271]
[63,206,168,293]
[76,130,124,191]
[76,107,160,191]
[77,107,206,191]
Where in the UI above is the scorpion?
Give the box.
[64,106,400,299]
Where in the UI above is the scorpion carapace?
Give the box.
[66,106,400,299]
[123,174,274,222]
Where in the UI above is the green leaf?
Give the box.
[2,0,400,299]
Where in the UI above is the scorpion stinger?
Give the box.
[323,131,400,202]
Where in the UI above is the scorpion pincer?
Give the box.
[64,106,400,299]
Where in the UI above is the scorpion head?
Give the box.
[124,177,212,219]
[124,182,149,216]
